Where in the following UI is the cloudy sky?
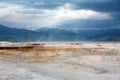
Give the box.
[0,0,119,30]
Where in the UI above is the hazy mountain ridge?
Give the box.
[0,25,120,42]
[105,34,120,41]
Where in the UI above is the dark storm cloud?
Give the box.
[0,0,119,30]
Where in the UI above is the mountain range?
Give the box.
[0,24,120,42]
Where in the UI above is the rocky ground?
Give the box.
[0,43,120,80]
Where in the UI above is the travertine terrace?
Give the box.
[0,42,120,80]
